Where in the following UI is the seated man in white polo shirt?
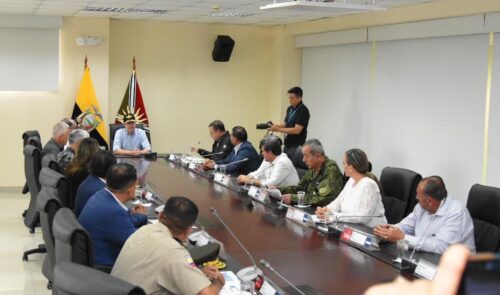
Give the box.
[237,135,299,188]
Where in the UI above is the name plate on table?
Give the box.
[188,162,197,170]
[168,154,176,161]
[248,186,269,202]
[213,173,230,186]
[286,207,311,225]
[259,280,278,295]
[340,226,379,248]
[415,259,437,280]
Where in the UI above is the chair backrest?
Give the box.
[380,167,422,224]
[36,187,62,281]
[53,208,94,267]
[40,167,72,209]
[109,123,150,151]
[23,130,41,148]
[23,144,42,230]
[467,184,500,252]
[42,153,61,173]
[290,146,308,179]
[53,262,145,295]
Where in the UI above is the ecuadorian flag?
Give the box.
[71,65,108,148]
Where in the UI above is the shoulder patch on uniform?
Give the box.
[319,187,327,195]
[185,255,197,268]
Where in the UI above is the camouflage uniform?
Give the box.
[280,158,344,207]
[57,147,75,172]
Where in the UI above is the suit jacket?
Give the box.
[198,131,234,162]
[75,174,105,216]
[42,138,63,157]
[78,189,147,266]
[216,141,262,175]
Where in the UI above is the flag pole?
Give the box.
[84,54,88,70]
[132,56,136,73]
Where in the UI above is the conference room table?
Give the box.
[120,156,440,295]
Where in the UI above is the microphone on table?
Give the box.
[200,151,224,158]
[210,207,262,284]
[402,198,446,272]
[260,259,307,295]
[318,213,384,237]
[217,158,249,173]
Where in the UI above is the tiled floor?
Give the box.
[0,192,51,295]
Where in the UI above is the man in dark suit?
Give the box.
[78,163,147,266]
[191,120,234,162]
[42,122,70,157]
[74,151,117,216]
[204,126,261,176]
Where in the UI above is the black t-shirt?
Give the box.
[284,101,310,147]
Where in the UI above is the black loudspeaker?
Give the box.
[212,35,235,62]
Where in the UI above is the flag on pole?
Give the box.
[115,57,150,139]
[71,56,108,147]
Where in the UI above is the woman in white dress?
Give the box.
[315,149,387,228]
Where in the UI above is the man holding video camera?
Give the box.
[267,87,310,159]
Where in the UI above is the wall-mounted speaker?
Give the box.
[212,35,235,62]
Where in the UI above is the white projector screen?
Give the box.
[0,28,59,91]
[302,33,495,204]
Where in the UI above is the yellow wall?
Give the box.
[0,17,109,187]
[108,20,284,155]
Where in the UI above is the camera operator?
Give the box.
[267,87,310,158]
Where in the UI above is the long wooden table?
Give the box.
[121,157,412,295]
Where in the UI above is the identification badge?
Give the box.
[185,255,196,268]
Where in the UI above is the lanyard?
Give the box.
[287,104,303,125]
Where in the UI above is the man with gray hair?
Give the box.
[42,122,70,157]
[279,138,344,207]
[57,129,90,172]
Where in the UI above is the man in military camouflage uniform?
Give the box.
[279,139,344,207]
[57,129,89,172]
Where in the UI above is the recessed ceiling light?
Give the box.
[210,11,254,17]
[84,7,168,14]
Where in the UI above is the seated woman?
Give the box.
[316,148,387,228]
[65,137,100,206]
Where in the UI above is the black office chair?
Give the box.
[42,153,61,173]
[53,262,145,295]
[291,146,308,179]
[22,134,42,195]
[39,167,72,209]
[466,184,500,252]
[380,167,422,224]
[52,208,112,273]
[22,144,47,260]
[109,123,151,151]
[37,187,62,288]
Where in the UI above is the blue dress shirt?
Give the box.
[113,128,151,151]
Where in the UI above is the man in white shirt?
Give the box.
[237,135,299,188]
[374,176,476,254]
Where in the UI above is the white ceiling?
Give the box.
[0,0,436,26]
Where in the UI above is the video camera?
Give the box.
[256,121,273,130]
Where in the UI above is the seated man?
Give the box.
[112,196,225,295]
[237,135,299,188]
[57,129,89,172]
[42,122,70,157]
[204,126,261,176]
[113,112,151,156]
[191,120,234,162]
[74,150,116,216]
[373,176,476,254]
[279,139,344,207]
[78,163,148,266]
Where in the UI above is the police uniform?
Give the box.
[280,158,344,207]
[198,131,234,162]
[111,222,211,295]
[283,101,310,158]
